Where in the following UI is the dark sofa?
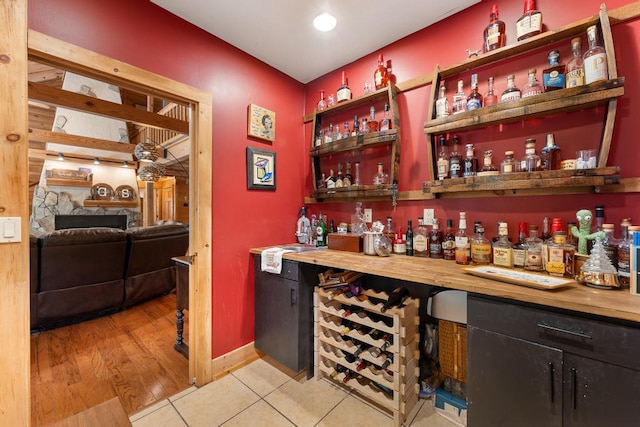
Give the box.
[30,222,189,330]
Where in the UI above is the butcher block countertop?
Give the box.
[251,247,640,324]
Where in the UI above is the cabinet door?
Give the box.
[468,326,562,427]
[563,354,640,427]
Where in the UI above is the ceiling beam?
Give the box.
[29,128,136,153]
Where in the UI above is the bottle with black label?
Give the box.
[443,219,456,260]
[449,135,462,178]
[405,220,414,256]
[429,218,443,259]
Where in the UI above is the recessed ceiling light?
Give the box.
[313,13,336,32]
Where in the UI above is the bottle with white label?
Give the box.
[435,81,450,118]
[583,25,608,84]
[336,71,352,103]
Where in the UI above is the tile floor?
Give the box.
[129,358,459,427]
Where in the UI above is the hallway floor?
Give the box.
[130,357,458,427]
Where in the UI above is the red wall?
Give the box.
[28,0,640,359]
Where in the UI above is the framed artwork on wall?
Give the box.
[247,103,275,142]
[246,147,276,190]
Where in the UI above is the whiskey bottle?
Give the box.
[522,68,544,97]
[520,138,541,172]
[406,220,414,256]
[463,143,478,177]
[493,222,514,268]
[516,0,542,42]
[379,103,391,131]
[373,54,389,90]
[601,224,619,269]
[455,212,471,265]
[584,25,608,84]
[437,136,449,180]
[443,219,457,261]
[342,121,350,139]
[435,81,450,118]
[361,117,369,134]
[484,4,506,52]
[344,162,352,187]
[471,224,491,265]
[566,38,585,88]
[484,77,498,106]
[513,222,528,268]
[452,80,466,114]
[501,74,522,102]
[524,224,544,271]
[317,90,327,110]
[413,217,429,257]
[335,163,344,188]
[466,74,483,111]
[449,135,462,179]
[540,133,562,170]
[368,106,379,132]
[373,163,389,185]
[543,50,566,91]
[429,219,443,259]
[352,115,359,136]
[336,71,352,103]
[478,150,498,176]
[501,150,518,173]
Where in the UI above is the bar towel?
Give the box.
[261,248,294,274]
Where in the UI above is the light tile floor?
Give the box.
[130,358,459,427]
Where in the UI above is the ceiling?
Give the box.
[150,0,480,83]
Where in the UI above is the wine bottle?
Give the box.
[354,343,371,360]
[381,287,409,312]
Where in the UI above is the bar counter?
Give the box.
[251,247,640,323]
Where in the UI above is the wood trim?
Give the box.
[0,1,30,425]
[29,128,136,154]
[211,342,261,380]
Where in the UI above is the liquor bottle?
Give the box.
[437,136,449,180]
[373,163,389,185]
[520,138,541,172]
[463,143,478,177]
[540,133,562,170]
[379,103,391,131]
[543,50,566,91]
[342,121,350,139]
[429,218,443,259]
[414,217,429,257]
[316,212,327,247]
[478,150,498,176]
[373,54,389,89]
[435,81,450,118]
[618,218,632,286]
[466,74,483,111]
[386,59,396,85]
[516,0,543,42]
[594,205,605,234]
[361,117,369,134]
[353,162,361,186]
[443,219,457,261]
[501,150,518,173]
[335,163,344,188]
[584,25,608,84]
[343,162,352,187]
[546,230,574,277]
[566,38,585,88]
[393,228,406,255]
[354,343,371,361]
[449,135,462,178]
[455,212,471,265]
[406,220,414,256]
[386,217,394,235]
[324,124,333,144]
[501,74,522,102]
[493,222,514,268]
[326,169,336,191]
[314,129,322,147]
[317,90,327,110]
[471,224,491,265]
[566,221,578,249]
[352,115,360,136]
[513,222,528,268]
[484,4,506,52]
[330,364,348,379]
[333,124,341,141]
[524,224,544,271]
[484,77,498,106]
[452,80,466,114]
[337,71,352,103]
[601,224,619,269]
[327,94,335,107]
[381,287,409,312]
[368,105,379,132]
[522,69,544,97]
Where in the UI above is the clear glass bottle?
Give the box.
[516,0,543,42]
[449,135,462,179]
[484,4,506,52]
[342,121,350,139]
[361,117,369,134]
[368,106,378,132]
[463,143,478,177]
[566,38,585,88]
[617,218,632,287]
[501,150,518,173]
[337,70,352,103]
[452,80,466,114]
[546,230,575,277]
[414,217,429,257]
[373,163,389,185]
[466,74,483,111]
[443,219,457,261]
[478,150,498,176]
[484,77,498,106]
[435,81,450,118]
[501,74,522,102]
[566,221,578,249]
[317,90,327,110]
[351,202,367,235]
[522,68,544,97]
[543,50,566,91]
[333,124,341,141]
[455,212,471,265]
[327,94,335,107]
[601,223,619,269]
[584,25,608,84]
[429,219,443,259]
[493,222,514,268]
[471,224,492,265]
[324,125,333,144]
[513,221,528,268]
[353,162,361,186]
[520,138,541,172]
[379,103,391,131]
[540,133,562,171]
[374,53,389,90]
[524,224,544,271]
[437,135,449,180]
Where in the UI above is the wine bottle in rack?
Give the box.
[342,304,364,318]
[381,287,410,312]
[369,334,393,357]
[356,360,369,372]
[354,343,371,360]
[380,353,393,370]
[371,381,394,397]
[343,369,355,383]
[327,287,347,301]
[330,364,347,378]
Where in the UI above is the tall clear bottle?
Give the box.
[501,74,522,102]
[566,37,585,88]
[540,133,562,171]
[455,212,471,265]
[617,218,632,287]
[379,103,391,131]
[466,74,483,111]
[429,219,443,259]
[373,163,389,185]
[435,81,450,118]
[484,4,506,52]
[413,217,429,257]
[449,135,462,178]
[463,144,478,177]
[520,138,541,172]
[501,150,518,173]
[437,136,449,180]
[584,25,608,84]
[484,77,498,106]
[452,80,466,114]
[522,68,544,97]
[524,224,544,271]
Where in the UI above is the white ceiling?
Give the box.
[151,0,480,83]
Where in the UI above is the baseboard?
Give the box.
[210,342,261,380]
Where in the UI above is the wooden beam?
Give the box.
[29,128,135,153]
[28,148,132,166]
[28,81,189,134]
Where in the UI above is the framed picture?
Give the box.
[246,147,276,190]
[247,103,275,142]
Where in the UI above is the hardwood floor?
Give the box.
[31,293,190,426]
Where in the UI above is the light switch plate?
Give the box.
[364,208,373,223]
[0,217,21,243]
[423,209,435,226]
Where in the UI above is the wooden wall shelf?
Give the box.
[46,178,93,188]
[310,129,398,158]
[83,199,138,208]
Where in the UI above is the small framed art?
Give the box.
[247,103,275,142]
[246,147,276,190]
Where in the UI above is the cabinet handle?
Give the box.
[548,362,554,403]
[536,323,592,339]
[571,367,577,410]
[290,288,297,306]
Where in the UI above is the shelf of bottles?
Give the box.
[314,287,419,427]
[422,4,623,198]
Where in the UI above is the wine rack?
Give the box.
[314,287,419,427]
